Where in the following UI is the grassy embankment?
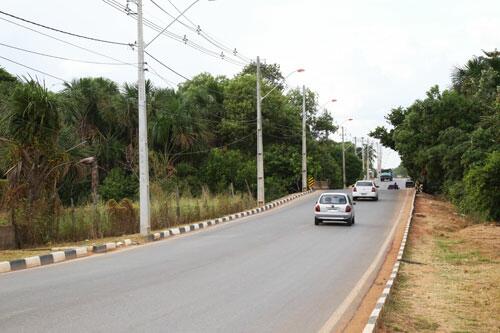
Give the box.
[378,194,499,332]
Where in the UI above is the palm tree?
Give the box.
[1,78,70,245]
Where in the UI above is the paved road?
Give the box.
[0,178,410,333]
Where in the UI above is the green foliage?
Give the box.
[0,63,364,245]
[460,151,500,221]
[373,50,500,221]
[99,168,138,201]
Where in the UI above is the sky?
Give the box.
[1,0,499,168]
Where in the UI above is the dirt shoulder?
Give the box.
[377,193,500,332]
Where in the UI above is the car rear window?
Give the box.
[320,194,347,204]
[356,181,373,187]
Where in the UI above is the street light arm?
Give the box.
[261,68,304,101]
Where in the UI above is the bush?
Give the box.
[460,151,500,221]
[99,168,138,201]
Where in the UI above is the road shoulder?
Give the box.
[374,193,500,332]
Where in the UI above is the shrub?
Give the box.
[99,168,138,201]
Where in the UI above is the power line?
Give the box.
[145,50,191,81]
[172,131,255,156]
[102,0,248,67]
[0,16,137,67]
[149,0,251,63]
[0,41,131,66]
[0,55,67,82]
[0,9,133,47]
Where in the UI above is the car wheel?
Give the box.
[374,197,379,201]
[315,217,321,225]
[352,217,355,224]
[347,217,354,226]
[353,197,357,201]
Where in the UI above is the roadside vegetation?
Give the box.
[378,193,499,332]
[0,63,365,248]
[371,50,500,222]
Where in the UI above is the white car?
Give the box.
[314,192,355,226]
[352,180,379,201]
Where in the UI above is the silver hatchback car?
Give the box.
[314,192,355,226]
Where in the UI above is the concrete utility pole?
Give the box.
[137,0,150,235]
[342,126,346,188]
[377,142,382,176]
[302,85,307,192]
[366,140,370,179]
[256,56,264,206]
[361,137,365,177]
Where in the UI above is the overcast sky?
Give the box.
[1,0,499,168]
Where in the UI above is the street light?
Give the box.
[261,68,305,101]
[256,59,304,206]
[319,98,337,110]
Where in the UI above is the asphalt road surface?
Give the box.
[0,178,410,333]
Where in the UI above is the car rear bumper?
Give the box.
[314,212,352,221]
[352,192,378,199]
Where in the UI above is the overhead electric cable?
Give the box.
[149,0,251,62]
[0,17,137,67]
[0,55,67,82]
[0,41,131,65]
[102,0,248,66]
[144,50,191,81]
[0,9,133,47]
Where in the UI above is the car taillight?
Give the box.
[353,187,357,192]
[345,205,352,212]
[315,204,320,212]
[372,187,376,192]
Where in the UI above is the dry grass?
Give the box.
[378,193,500,333]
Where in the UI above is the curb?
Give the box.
[0,238,133,274]
[362,191,417,333]
[145,190,315,243]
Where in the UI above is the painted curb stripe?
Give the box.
[10,259,26,271]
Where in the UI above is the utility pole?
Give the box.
[302,85,307,192]
[361,137,365,177]
[366,139,370,179]
[342,126,346,188]
[137,0,150,235]
[377,142,382,176]
[256,56,264,206]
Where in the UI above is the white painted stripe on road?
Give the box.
[319,189,413,333]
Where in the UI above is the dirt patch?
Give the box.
[342,190,414,333]
[377,193,500,333]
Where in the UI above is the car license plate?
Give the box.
[361,193,367,195]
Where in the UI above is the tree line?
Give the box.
[0,63,363,245]
[371,50,500,221]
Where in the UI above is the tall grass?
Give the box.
[52,185,256,242]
